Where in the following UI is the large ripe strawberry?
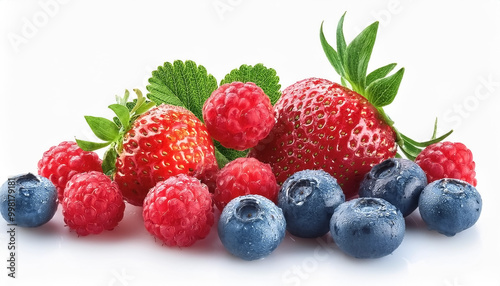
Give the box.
[76,89,218,206]
[250,14,451,199]
[250,78,397,198]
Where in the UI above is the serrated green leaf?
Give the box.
[84,116,120,142]
[75,139,111,151]
[146,60,218,122]
[366,63,397,87]
[320,22,344,77]
[336,12,347,66]
[220,63,281,106]
[365,67,404,107]
[344,21,379,92]
[213,141,247,167]
[108,104,130,130]
[102,146,118,175]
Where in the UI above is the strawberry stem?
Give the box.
[321,13,453,160]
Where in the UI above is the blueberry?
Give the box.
[0,173,58,227]
[278,169,345,238]
[218,194,286,260]
[330,197,405,259]
[359,158,427,217]
[418,178,482,236]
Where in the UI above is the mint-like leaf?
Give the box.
[365,67,404,107]
[220,63,281,106]
[84,116,120,142]
[146,60,218,122]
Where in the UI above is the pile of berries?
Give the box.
[0,14,483,262]
[0,96,481,261]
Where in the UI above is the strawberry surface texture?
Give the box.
[250,78,397,198]
[114,104,219,206]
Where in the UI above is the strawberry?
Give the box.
[251,14,451,199]
[114,104,218,206]
[76,89,218,206]
[250,78,397,198]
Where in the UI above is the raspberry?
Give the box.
[214,157,279,211]
[38,141,102,202]
[62,171,125,236]
[142,174,214,247]
[202,81,275,151]
[415,141,477,186]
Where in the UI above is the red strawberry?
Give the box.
[251,14,452,199]
[76,89,219,207]
[114,104,219,206]
[250,78,397,198]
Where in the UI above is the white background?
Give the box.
[1,0,500,285]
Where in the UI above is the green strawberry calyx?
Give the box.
[320,12,452,160]
[76,89,155,175]
[146,60,281,167]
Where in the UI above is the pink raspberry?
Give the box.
[202,81,275,151]
[142,174,214,247]
[38,141,102,202]
[62,171,125,236]
[415,141,477,186]
[214,157,279,211]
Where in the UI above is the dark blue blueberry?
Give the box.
[418,178,482,236]
[278,169,345,238]
[0,173,58,227]
[218,194,286,261]
[330,197,405,259]
[359,158,427,217]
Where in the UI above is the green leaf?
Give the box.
[84,116,120,142]
[135,101,156,116]
[399,129,453,148]
[213,141,247,167]
[365,67,405,107]
[146,60,218,122]
[102,146,118,175]
[344,21,379,92]
[336,12,347,66]
[75,139,111,151]
[320,22,344,77]
[108,104,130,130]
[220,63,281,106]
[366,63,397,86]
[399,140,422,161]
